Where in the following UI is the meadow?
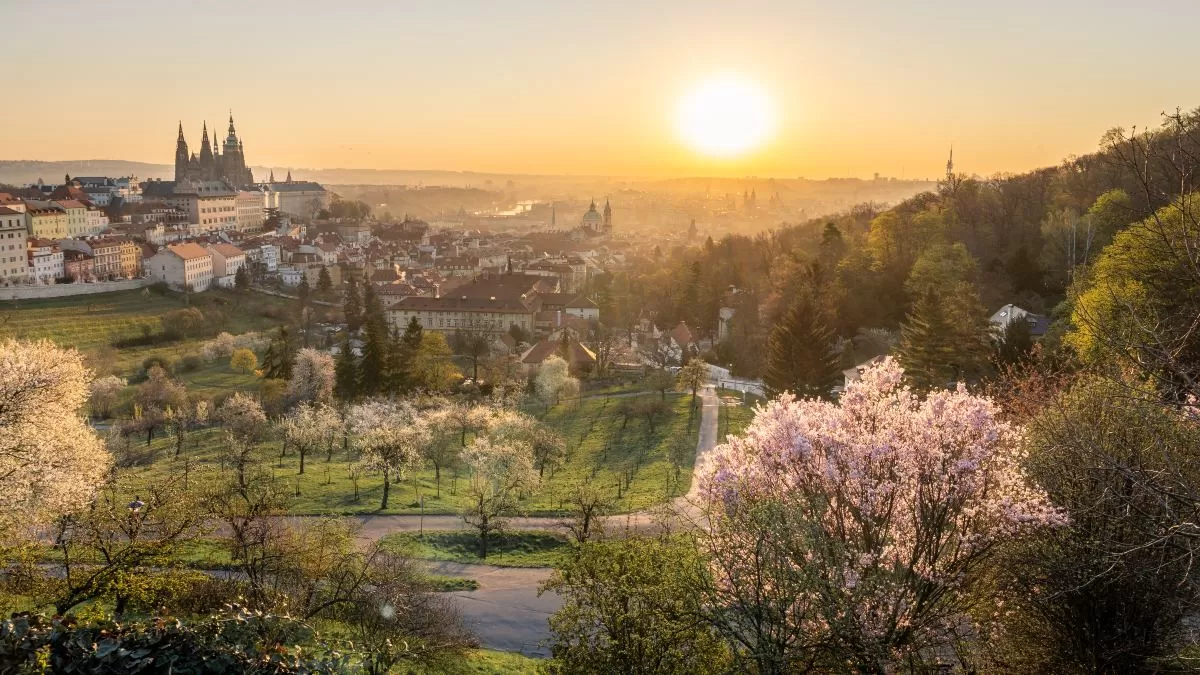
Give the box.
[117,392,701,517]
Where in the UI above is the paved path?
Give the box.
[405,385,722,655]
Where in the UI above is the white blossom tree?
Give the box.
[216,392,268,488]
[0,339,112,535]
[535,355,579,408]
[350,400,430,510]
[278,402,340,475]
[460,436,538,558]
[88,375,125,419]
[288,348,336,405]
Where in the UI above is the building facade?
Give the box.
[27,239,63,284]
[0,207,27,282]
[387,294,535,336]
[146,242,213,291]
[236,190,265,231]
[24,201,67,239]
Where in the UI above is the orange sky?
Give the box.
[4,0,1200,178]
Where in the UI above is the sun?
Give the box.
[676,74,775,158]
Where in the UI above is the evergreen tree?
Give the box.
[363,283,386,332]
[358,314,388,396]
[317,266,333,294]
[234,265,250,291]
[384,325,408,393]
[296,278,311,310]
[897,290,988,389]
[344,274,363,333]
[260,326,295,380]
[763,291,841,400]
[334,334,359,401]
[394,317,425,391]
[995,315,1034,366]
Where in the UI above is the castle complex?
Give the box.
[174,115,254,187]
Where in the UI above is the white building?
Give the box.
[143,179,238,232]
[205,243,246,287]
[236,190,265,231]
[0,207,28,283]
[85,207,109,234]
[27,239,63,284]
[260,175,329,219]
[146,242,213,291]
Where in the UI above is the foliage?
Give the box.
[460,425,539,557]
[699,357,1062,671]
[411,332,462,392]
[350,400,429,509]
[0,339,111,534]
[544,535,729,675]
[675,358,709,406]
[763,289,840,399]
[230,347,257,374]
[288,347,335,404]
[88,374,125,418]
[535,355,578,407]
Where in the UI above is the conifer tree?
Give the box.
[763,291,841,399]
[896,290,979,389]
[317,266,332,294]
[358,316,388,397]
[296,277,311,310]
[344,274,363,333]
[395,317,424,392]
[334,334,359,401]
[260,325,295,380]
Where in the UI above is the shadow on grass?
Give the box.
[382,530,571,568]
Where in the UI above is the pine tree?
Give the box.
[317,266,333,294]
[234,265,250,291]
[334,334,359,401]
[897,290,970,389]
[363,283,385,332]
[297,278,311,309]
[384,325,407,393]
[344,274,363,333]
[763,292,841,400]
[358,314,388,396]
[261,325,295,380]
[395,317,424,391]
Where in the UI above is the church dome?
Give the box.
[580,200,602,227]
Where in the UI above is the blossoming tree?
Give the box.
[699,358,1062,671]
[349,400,429,510]
[0,339,112,535]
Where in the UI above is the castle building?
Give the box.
[174,115,254,187]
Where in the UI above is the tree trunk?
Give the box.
[299,447,306,475]
[434,463,441,498]
[380,467,390,510]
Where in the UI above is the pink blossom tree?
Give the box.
[699,358,1063,672]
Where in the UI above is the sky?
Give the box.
[4,0,1200,179]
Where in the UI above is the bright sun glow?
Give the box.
[676,74,775,158]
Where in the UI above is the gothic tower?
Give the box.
[602,198,612,233]
[174,122,190,181]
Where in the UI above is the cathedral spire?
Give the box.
[269,170,275,183]
[285,170,292,182]
[177,121,185,142]
[228,111,236,137]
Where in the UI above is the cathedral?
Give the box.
[579,198,613,235]
[174,115,254,187]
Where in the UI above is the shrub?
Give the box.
[177,354,203,373]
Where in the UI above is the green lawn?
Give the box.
[118,392,700,517]
[718,395,758,441]
[382,531,570,568]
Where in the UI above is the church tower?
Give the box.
[174,122,190,181]
[602,198,612,233]
[198,122,214,179]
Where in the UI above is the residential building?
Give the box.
[52,200,90,237]
[27,239,63,284]
[564,296,600,321]
[63,250,94,280]
[85,206,109,234]
[59,237,140,279]
[205,243,246,286]
[24,201,68,239]
[388,294,535,337]
[0,207,27,282]
[235,190,265,231]
[146,242,213,291]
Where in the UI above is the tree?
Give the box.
[317,266,333,294]
[560,480,613,545]
[234,264,250,290]
[358,312,389,396]
[763,292,841,400]
[296,278,311,310]
[530,425,566,478]
[423,402,488,496]
[163,399,209,459]
[288,347,335,404]
[460,436,538,558]
[0,340,111,534]
[88,375,125,419]
[535,356,577,407]
[982,376,1200,672]
[458,331,490,382]
[410,332,460,392]
[279,403,340,475]
[1068,195,1200,397]
[675,358,709,407]
[994,314,1034,366]
[897,289,989,389]
[134,365,187,444]
[334,335,359,401]
[698,358,1062,671]
[216,393,268,489]
[260,326,295,380]
[344,274,363,333]
[350,401,429,510]
[645,369,674,401]
[544,535,729,675]
[230,347,257,374]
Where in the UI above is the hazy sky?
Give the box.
[5,0,1200,178]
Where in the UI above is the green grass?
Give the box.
[424,575,481,592]
[717,396,758,441]
[382,531,570,568]
[118,392,700,516]
[400,649,544,674]
[0,287,298,377]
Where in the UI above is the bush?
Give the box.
[177,354,203,373]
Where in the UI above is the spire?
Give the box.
[269,170,275,183]
[588,198,596,212]
[285,170,292,182]
[228,111,236,137]
[177,121,185,141]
